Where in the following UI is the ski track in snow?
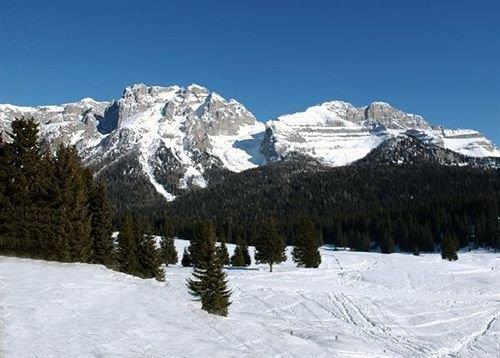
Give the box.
[1,241,499,358]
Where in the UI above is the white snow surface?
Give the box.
[2,240,499,357]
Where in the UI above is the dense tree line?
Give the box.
[165,158,500,253]
[0,118,113,265]
[0,117,171,280]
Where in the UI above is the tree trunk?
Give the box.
[269,263,273,272]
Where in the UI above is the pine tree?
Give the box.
[2,117,44,255]
[160,236,178,266]
[187,235,231,316]
[254,218,286,272]
[380,227,395,254]
[441,235,458,261]
[413,245,420,256]
[189,221,216,269]
[334,223,347,250]
[53,145,92,262]
[217,238,230,266]
[88,180,114,266]
[292,219,322,268]
[181,247,193,267]
[138,232,165,281]
[230,237,251,267]
[117,214,139,274]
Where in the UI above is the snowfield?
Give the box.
[1,240,499,357]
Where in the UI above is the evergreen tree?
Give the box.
[138,232,165,281]
[88,180,114,266]
[117,214,139,275]
[160,236,178,266]
[216,238,230,266]
[189,221,216,269]
[441,235,458,261]
[413,245,420,256]
[181,247,192,267]
[254,218,286,272]
[230,237,251,267]
[334,223,347,250]
[187,235,231,316]
[53,145,92,262]
[380,227,395,254]
[292,219,322,268]
[2,117,44,255]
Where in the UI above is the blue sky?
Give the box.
[1,0,498,143]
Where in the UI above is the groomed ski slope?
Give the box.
[1,240,499,358]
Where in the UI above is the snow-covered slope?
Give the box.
[2,242,499,357]
[262,101,500,165]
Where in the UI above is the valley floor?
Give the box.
[1,241,499,357]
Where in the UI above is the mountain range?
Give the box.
[1,83,499,208]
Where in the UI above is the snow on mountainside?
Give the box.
[1,87,499,203]
[2,242,499,357]
[0,84,265,201]
[261,100,500,165]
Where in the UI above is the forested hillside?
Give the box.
[166,157,500,252]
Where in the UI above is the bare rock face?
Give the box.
[363,102,430,130]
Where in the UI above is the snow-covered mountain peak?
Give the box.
[261,100,498,165]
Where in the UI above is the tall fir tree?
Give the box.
[53,145,92,262]
[254,218,286,272]
[189,221,216,269]
[441,234,458,261]
[292,219,322,268]
[380,227,395,254]
[117,214,139,275]
[216,238,230,266]
[333,223,346,249]
[230,237,251,267]
[181,247,192,267]
[160,236,178,266]
[137,232,165,281]
[187,234,231,316]
[88,180,114,266]
[2,117,44,255]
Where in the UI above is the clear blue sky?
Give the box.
[1,0,498,143]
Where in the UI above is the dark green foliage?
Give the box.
[166,159,500,253]
[138,233,165,281]
[117,214,139,275]
[181,247,192,267]
[230,237,251,267]
[333,223,347,249]
[189,221,216,269]
[1,118,113,265]
[292,219,322,268]
[441,235,459,261]
[160,236,178,266]
[217,238,230,266]
[347,230,371,252]
[254,218,286,272]
[380,227,395,254]
[52,145,92,262]
[187,235,231,316]
[88,180,114,266]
